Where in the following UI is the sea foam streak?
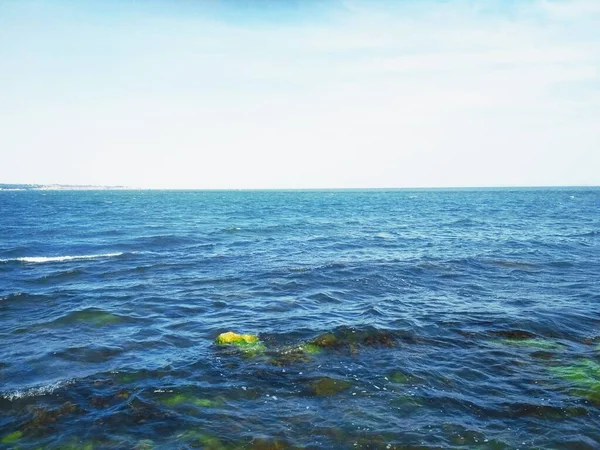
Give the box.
[2,379,74,401]
[0,253,124,263]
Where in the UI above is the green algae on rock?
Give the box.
[179,430,229,450]
[490,336,565,352]
[388,370,420,384]
[390,393,422,408]
[310,327,396,352]
[134,439,155,450]
[160,392,220,408]
[311,377,351,396]
[312,333,339,348]
[51,437,95,450]
[1,430,22,444]
[63,309,125,327]
[502,338,565,351]
[22,402,79,435]
[549,359,600,404]
[299,343,323,355]
[270,342,323,366]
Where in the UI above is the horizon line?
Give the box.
[1,183,599,192]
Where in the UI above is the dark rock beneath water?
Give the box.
[507,402,588,419]
[248,438,297,449]
[312,333,339,348]
[531,351,555,360]
[90,389,130,409]
[310,327,397,352]
[492,330,537,339]
[310,377,351,396]
[23,402,79,435]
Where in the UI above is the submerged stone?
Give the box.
[390,394,422,408]
[270,343,323,366]
[248,438,294,450]
[23,402,78,434]
[549,359,600,404]
[134,439,155,450]
[160,393,219,408]
[311,377,351,396]
[507,403,588,419]
[312,333,339,348]
[215,331,265,355]
[1,431,22,444]
[300,343,323,355]
[502,338,564,351]
[530,351,555,360]
[179,430,228,450]
[310,327,396,351]
[116,369,154,384]
[389,370,418,384]
[90,389,130,408]
[216,331,260,345]
[68,309,124,327]
[492,330,537,340]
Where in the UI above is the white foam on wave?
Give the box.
[0,252,124,264]
[2,379,74,401]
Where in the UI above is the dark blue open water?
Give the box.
[1,188,599,449]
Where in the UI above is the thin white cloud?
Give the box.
[0,0,598,188]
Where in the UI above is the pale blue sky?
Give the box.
[1,0,599,188]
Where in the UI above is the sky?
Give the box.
[0,0,599,189]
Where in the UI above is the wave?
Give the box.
[0,252,125,264]
[2,379,74,401]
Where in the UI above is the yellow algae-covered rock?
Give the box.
[215,331,265,356]
[216,331,260,346]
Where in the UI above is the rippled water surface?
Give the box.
[1,189,600,449]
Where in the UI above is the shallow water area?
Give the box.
[1,188,600,449]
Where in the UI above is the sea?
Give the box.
[1,188,599,449]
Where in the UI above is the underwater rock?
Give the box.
[390,392,422,409]
[23,402,78,434]
[530,351,555,360]
[492,330,537,339]
[216,331,260,345]
[115,389,130,400]
[59,308,125,327]
[248,438,296,449]
[388,370,420,384]
[442,424,487,447]
[507,402,587,419]
[179,430,228,450]
[90,389,130,408]
[270,343,322,366]
[127,397,172,425]
[310,327,396,352]
[502,338,564,351]
[159,392,220,408]
[300,343,323,354]
[134,439,155,450]
[90,396,110,408]
[116,369,156,384]
[0,430,22,444]
[310,377,351,396]
[312,333,339,348]
[215,331,266,355]
[549,359,600,404]
[56,439,95,450]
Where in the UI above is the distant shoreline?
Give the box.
[1,184,599,192]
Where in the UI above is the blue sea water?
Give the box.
[1,188,599,449]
